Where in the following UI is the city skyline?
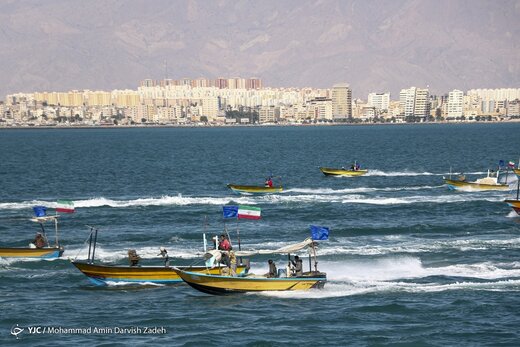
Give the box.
[0,0,518,98]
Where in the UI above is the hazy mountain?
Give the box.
[0,0,518,98]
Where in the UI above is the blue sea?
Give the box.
[1,124,520,346]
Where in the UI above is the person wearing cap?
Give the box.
[158,247,169,267]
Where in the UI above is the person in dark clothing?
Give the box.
[291,255,303,276]
[32,233,46,248]
[128,249,141,266]
[267,259,277,278]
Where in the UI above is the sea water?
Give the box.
[1,124,519,345]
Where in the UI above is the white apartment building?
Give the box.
[447,89,464,117]
[367,93,390,111]
[399,87,430,117]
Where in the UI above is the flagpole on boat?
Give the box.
[236,217,241,251]
[54,210,60,248]
[311,241,318,273]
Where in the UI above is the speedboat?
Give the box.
[443,169,511,191]
[0,207,64,259]
[174,238,327,295]
[319,167,368,177]
[227,184,283,194]
[71,227,248,286]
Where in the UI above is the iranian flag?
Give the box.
[237,205,261,220]
[56,199,75,213]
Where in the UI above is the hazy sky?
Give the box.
[0,0,519,97]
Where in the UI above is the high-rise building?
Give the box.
[399,87,430,118]
[447,89,464,117]
[331,83,352,121]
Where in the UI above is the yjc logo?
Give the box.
[10,324,24,339]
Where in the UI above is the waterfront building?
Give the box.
[308,97,333,122]
[447,89,464,118]
[331,83,352,121]
[399,87,430,119]
[201,97,219,120]
[258,106,280,123]
[367,92,390,112]
[507,99,520,117]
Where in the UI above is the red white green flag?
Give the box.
[56,199,75,213]
[237,205,261,220]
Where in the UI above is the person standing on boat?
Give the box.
[128,249,141,266]
[158,247,169,267]
[267,259,277,278]
[32,233,45,248]
[291,255,303,276]
[265,176,273,187]
[218,234,232,251]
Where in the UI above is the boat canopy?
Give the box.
[233,238,314,257]
[203,238,316,268]
[30,215,59,223]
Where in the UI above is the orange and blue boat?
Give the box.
[71,227,248,286]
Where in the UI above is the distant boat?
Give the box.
[173,238,327,295]
[319,167,368,176]
[227,184,283,194]
[0,207,64,259]
[71,227,248,286]
[227,176,283,194]
[443,169,511,191]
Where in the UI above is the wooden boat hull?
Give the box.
[71,261,248,286]
[505,199,520,214]
[227,184,283,194]
[0,247,64,259]
[319,167,368,176]
[173,268,326,295]
[444,178,510,191]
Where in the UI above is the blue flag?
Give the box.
[223,205,238,219]
[33,206,47,217]
[310,225,329,240]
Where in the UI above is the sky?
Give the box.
[0,0,519,98]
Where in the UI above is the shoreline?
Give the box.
[1,119,520,130]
